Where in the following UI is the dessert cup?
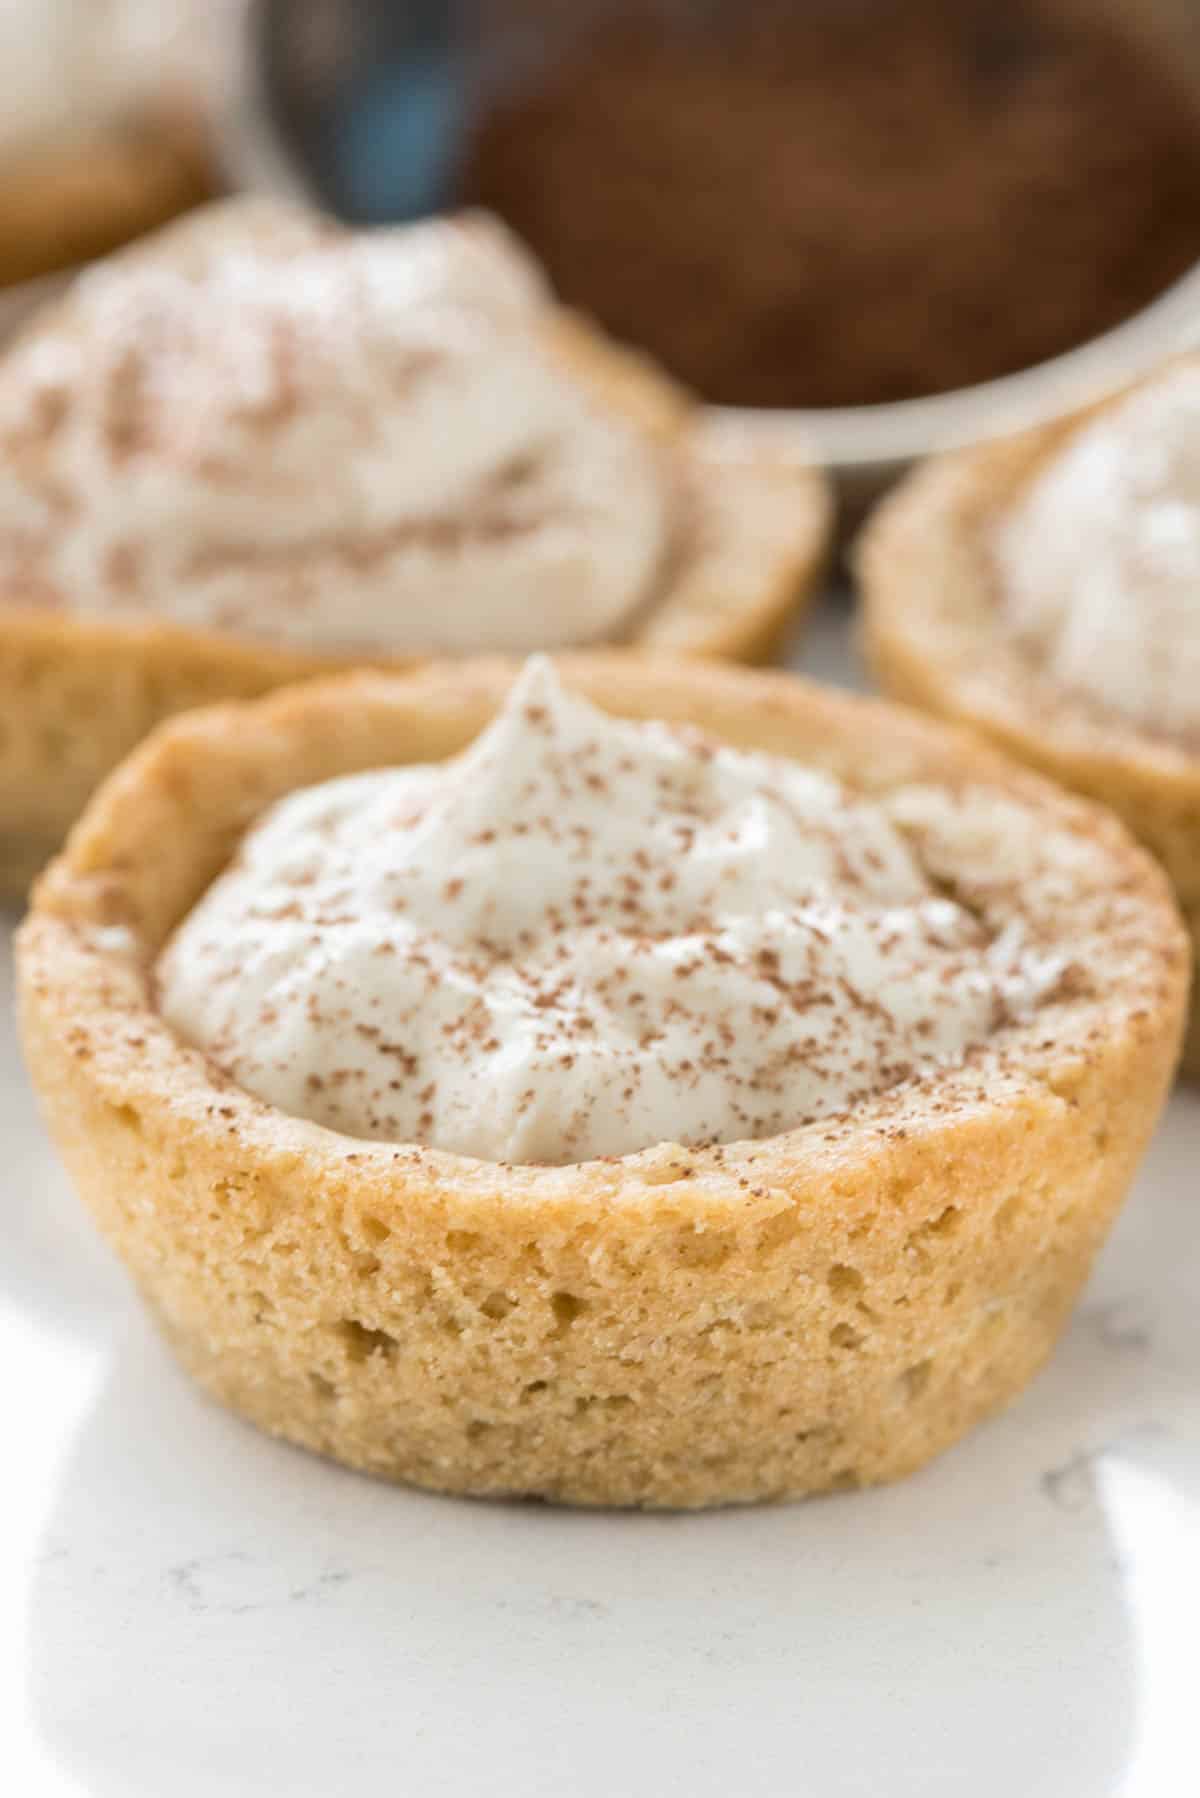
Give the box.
[17,656,1188,1507]
[0,200,829,899]
[859,364,1200,1075]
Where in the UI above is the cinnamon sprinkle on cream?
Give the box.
[156,660,1064,1163]
[0,214,670,655]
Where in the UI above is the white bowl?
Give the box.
[206,0,1200,514]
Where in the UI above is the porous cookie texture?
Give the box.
[858,358,1200,1077]
[18,658,1187,1508]
[0,198,829,898]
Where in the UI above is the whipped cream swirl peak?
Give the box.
[993,363,1200,741]
[0,216,670,654]
[157,660,1061,1164]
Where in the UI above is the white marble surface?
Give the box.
[4,603,1200,1797]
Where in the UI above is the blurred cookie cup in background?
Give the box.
[0,195,828,897]
[859,357,1200,1075]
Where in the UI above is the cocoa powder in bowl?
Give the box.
[456,0,1200,410]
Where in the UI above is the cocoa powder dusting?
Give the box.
[156,660,1067,1165]
[457,0,1200,407]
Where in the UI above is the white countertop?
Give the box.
[4,603,1199,1797]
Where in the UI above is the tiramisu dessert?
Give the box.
[860,356,1200,1075]
[0,198,828,896]
[18,657,1186,1507]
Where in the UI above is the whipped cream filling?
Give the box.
[993,365,1200,741]
[0,1,206,162]
[157,660,1062,1164]
[0,218,670,654]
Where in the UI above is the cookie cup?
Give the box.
[17,657,1187,1508]
[0,202,829,900]
[858,390,1200,1075]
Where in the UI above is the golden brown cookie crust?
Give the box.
[0,102,215,289]
[17,656,1187,1507]
[0,202,829,899]
[858,381,1200,1076]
